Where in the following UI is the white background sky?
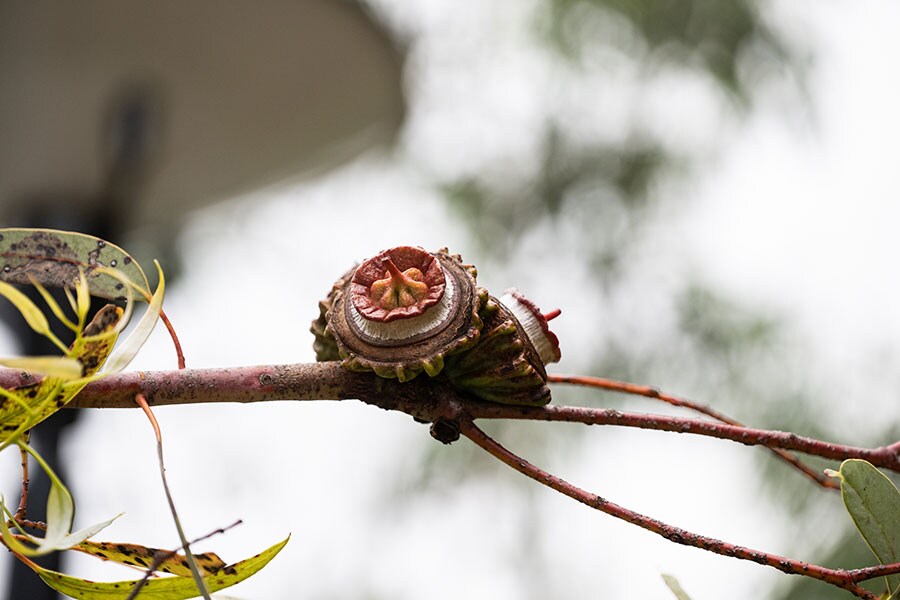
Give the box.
[3,1,900,599]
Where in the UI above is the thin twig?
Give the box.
[848,561,900,584]
[465,403,900,473]
[458,417,882,600]
[14,438,29,521]
[124,519,243,600]
[158,309,185,370]
[134,393,211,600]
[549,374,839,489]
[6,519,45,531]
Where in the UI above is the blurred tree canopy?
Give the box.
[440,0,802,265]
[367,0,893,598]
[547,0,793,98]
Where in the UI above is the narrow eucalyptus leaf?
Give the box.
[661,574,694,600]
[31,536,290,599]
[839,459,900,595]
[0,305,122,447]
[76,540,227,577]
[0,228,150,300]
[101,262,164,374]
[0,357,82,380]
[5,443,120,555]
[0,281,52,336]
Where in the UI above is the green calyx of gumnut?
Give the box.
[442,292,561,406]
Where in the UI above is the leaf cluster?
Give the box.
[0,228,286,599]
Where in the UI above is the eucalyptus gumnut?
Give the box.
[311,246,561,406]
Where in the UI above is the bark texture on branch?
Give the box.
[0,364,896,472]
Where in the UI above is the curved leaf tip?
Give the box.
[30,535,290,599]
[837,459,900,596]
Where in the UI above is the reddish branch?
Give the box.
[15,442,29,521]
[7,363,886,473]
[548,374,840,488]
[1,364,895,471]
[465,403,900,473]
[458,418,883,599]
[3,362,900,597]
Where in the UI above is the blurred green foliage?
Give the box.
[383,0,897,597]
[442,0,802,264]
[546,0,793,99]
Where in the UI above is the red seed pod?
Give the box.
[313,247,485,382]
[311,246,561,405]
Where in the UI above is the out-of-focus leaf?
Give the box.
[833,459,900,595]
[0,305,123,446]
[31,536,289,599]
[1,442,120,556]
[0,270,126,443]
[0,281,57,344]
[76,540,227,578]
[101,262,164,375]
[0,228,150,300]
[0,357,83,380]
[661,574,693,599]
[0,380,62,448]
[71,305,126,377]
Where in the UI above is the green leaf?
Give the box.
[31,536,290,599]
[0,357,83,380]
[661,574,694,600]
[100,261,164,375]
[836,459,900,595]
[1,442,120,556]
[0,305,123,447]
[0,228,150,300]
[75,540,228,578]
[0,281,57,343]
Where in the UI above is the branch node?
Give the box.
[430,417,461,444]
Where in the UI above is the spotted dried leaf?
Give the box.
[31,536,290,599]
[76,540,228,578]
[0,228,149,300]
[0,304,123,444]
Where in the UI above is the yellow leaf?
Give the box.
[0,357,82,380]
[31,536,290,599]
[76,540,227,578]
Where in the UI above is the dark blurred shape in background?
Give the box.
[0,2,404,597]
[0,0,404,265]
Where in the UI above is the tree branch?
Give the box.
[549,374,839,489]
[0,363,893,473]
[466,403,900,473]
[457,417,883,600]
[848,562,900,584]
[13,363,457,424]
[4,362,899,596]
